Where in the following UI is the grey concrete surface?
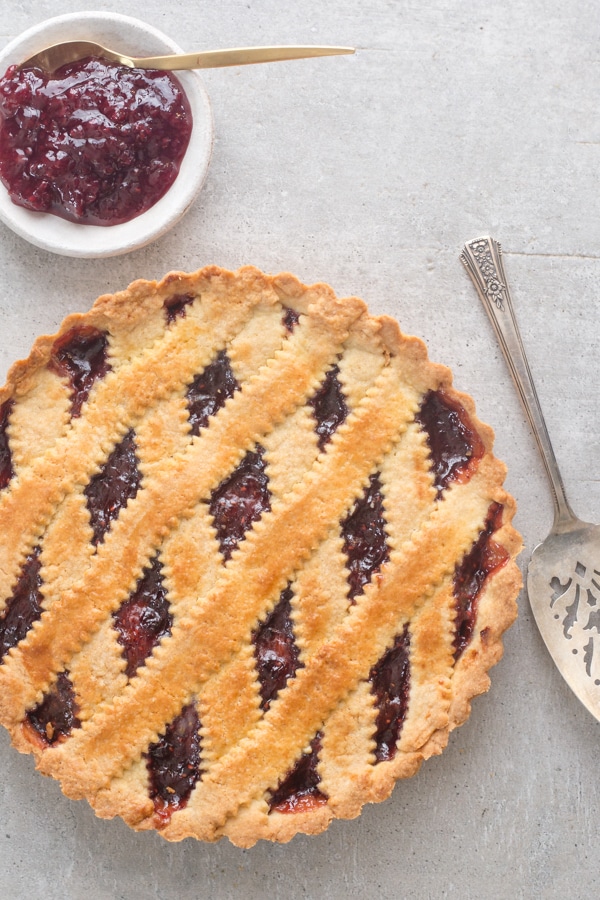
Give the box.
[0,0,599,897]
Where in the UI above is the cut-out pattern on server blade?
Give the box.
[0,266,521,847]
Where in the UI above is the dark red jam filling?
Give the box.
[209,446,271,561]
[84,429,141,545]
[308,364,349,450]
[369,626,411,763]
[341,473,390,602]
[0,398,14,490]
[26,671,80,746]
[113,555,172,678]
[0,546,43,663]
[146,703,202,825]
[163,292,195,325]
[283,307,301,333]
[49,325,111,418]
[453,502,509,659]
[253,585,302,711]
[416,390,485,496]
[0,58,192,225]
[268,733,327,814]
[186,350,240,436]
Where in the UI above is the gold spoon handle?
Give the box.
[123,45,355,70]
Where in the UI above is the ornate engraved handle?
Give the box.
[461,236,578,532]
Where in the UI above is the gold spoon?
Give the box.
[19,42,355,73]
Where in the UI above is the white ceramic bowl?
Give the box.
[0,12,213,258]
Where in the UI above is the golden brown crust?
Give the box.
[0,265,522,847]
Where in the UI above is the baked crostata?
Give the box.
[0,266,521,846]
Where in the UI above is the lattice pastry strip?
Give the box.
[0,266,522,847]
[309,420,436,816]
[88,508,221,826]
[6,368,71,474]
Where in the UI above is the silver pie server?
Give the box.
[462,235,600,723]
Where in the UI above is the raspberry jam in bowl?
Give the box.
[0,58,193,226]
[0,13,213,257]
